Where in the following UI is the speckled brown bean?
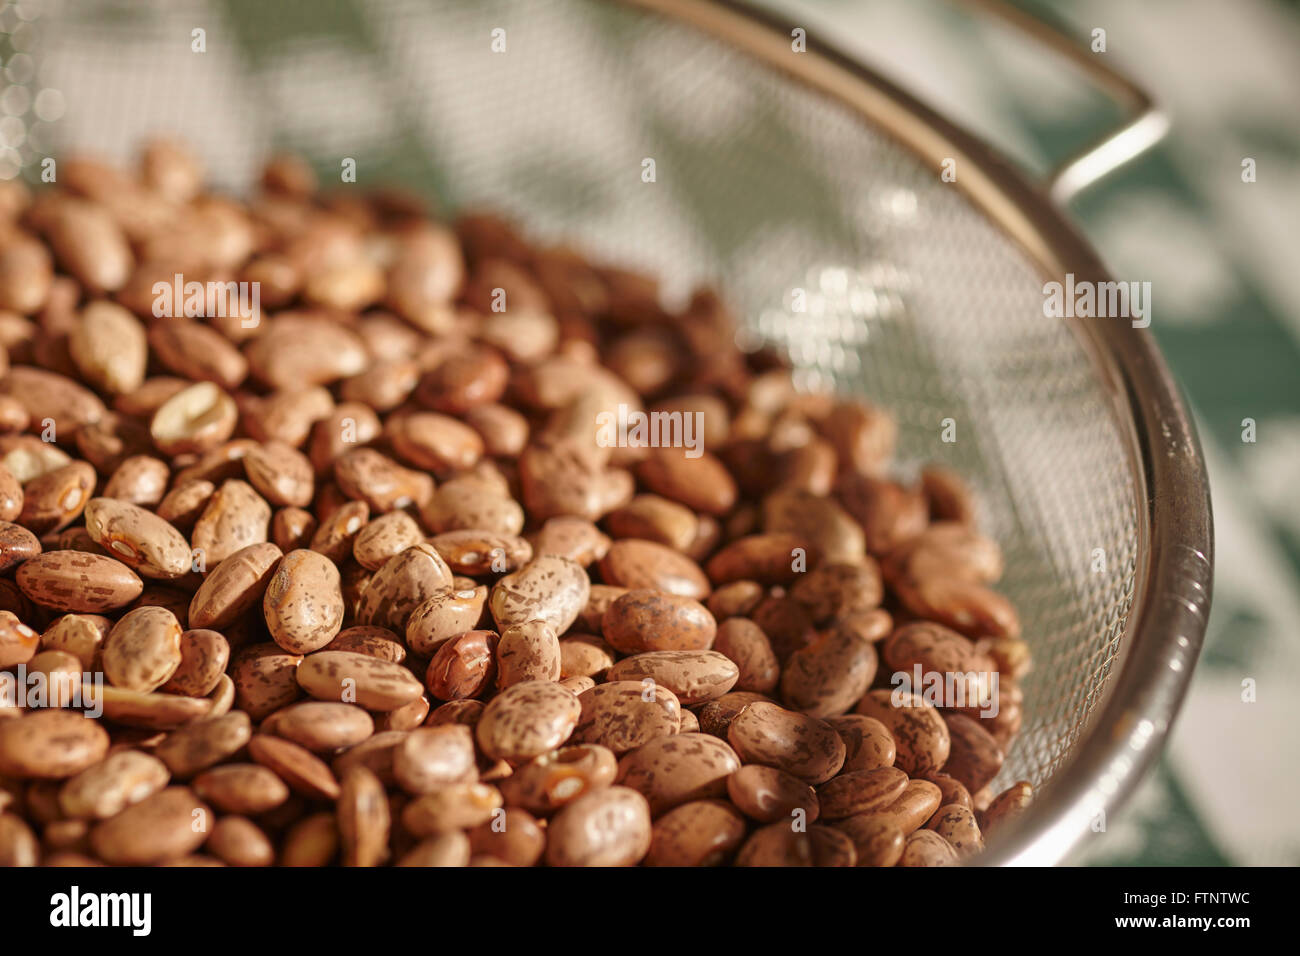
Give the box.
[192,764,290,814]
[920,465,977,524]
[153,712,252,778]
[330,731,406,786]
[90,787,211,865]
[271,506,317,553]
[337,764,389,867]
[488,555,590,634]
[0,813,39,865]
[942,712,1006,794]
[496,620,561,687]
[38,614,109,670]
[598,540,710,599]
[497,744,618,814]
[420,474,523,536]
[16,550,143,613]
[281,812,339,867]
[826,715,896,773]
[733,823,820,867]
[231,643,303,720]
[616,732,742,816]
[206,816,274,867]
[606,495,698,552]
[980,779,1033,834]
[22,649,83,707]
[326,625,406,663]
[296,650,423,711]
[160,629,230,697]
[816,767,909,819]
[854,690,950,777]
[416,344,508,414]
[356,543,454,632]
[247,735,341,801]
[426,699,485,729]
[401,782,503,836]
[576,585,628,633]
[243,441,314,508]
[926,803,984,856]
[57,751,170,820]
[96,685,213,729]
[635,447,736,516]
[880,620,993,705]
[705,532,811,587]
[517,439,634,523]
[188,542,283,630]
[529,516,611,567]
[974,636,1032,681]
[899,828,959,867]
[891,574,1021,642]
[869,778,944,836]
[789,561,884,624]
[602,589,717,654]
[333,448,432,514]
[101,455,170,507]
[832,814,906,867]
[81,497,190,579]
[726,764,819,824]
[405,586,488,657]
[476,680,581,763]
[467,806,546,866]
[2,368,106,441]
[386,411,483,476]
[0,464,22,522]
[155,481,215,535]
[424,629,498,700]
[150,383,238,457]
[696,691,772,738]
[263,548,344,654]
[711,617,779,693]
[558,633,615,681]
[191,479,271,565]
[924,771,974,810]
[839,475,926,557]
[780,620,879,718]
[264,701,374,752]
[0,608,39,667]
[606,650,739,706]
[428,529,532,576]
[461,403,528,459]
[707,582,764,621]
[308,499,368,564]
[102,605,184,692]
[643,799,747,867]
[392,725,478,794]
[727,702,846,785]
[573,681,681,754]
[545,785,651,867]
[378,694,432,732]
[351,511,423,571]
[397,831,470,867]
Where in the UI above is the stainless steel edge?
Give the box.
[957,0,1171,204]
[623,0,1215,865]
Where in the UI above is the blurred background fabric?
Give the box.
[749,0,1299,865]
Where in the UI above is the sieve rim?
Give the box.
[626,0,1215,864]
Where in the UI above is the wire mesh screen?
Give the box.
[10,0,1139,792]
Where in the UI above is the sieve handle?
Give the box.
[957,0,1170,204]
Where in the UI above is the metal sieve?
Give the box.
[5,0,1213,865]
